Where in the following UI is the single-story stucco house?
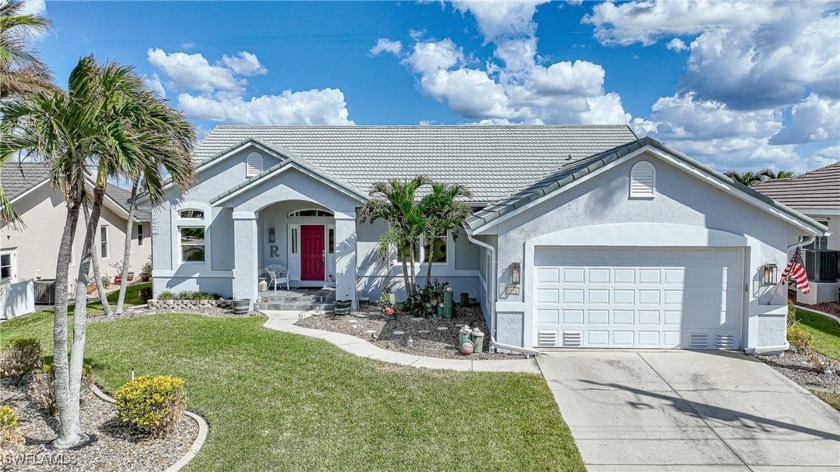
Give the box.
[752,162,840,304]
[1,162,152,291]
[145,125,829,354]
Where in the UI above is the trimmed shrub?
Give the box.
[787,300,797,326]
[0,405,24,458]
[177,291,198,300]
[28,363,95,415]
[139,286,154,303]
[157,291,175,301]
[0,338,43,384]
[787,324,813,353]
[114,375,187,437]
[101,276,111,288]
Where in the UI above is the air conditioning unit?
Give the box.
[804,250,840,282]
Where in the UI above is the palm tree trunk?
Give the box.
[52,194,83,449]
[425,238,434,290]
[115,179,139,314]
[408,245,417,296]
[400,258,410,303]
[84,202,111,316]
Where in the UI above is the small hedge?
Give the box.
[0,338,43,384]
[0,405,24,458]
[787,323,813,353]
[114,375,187,437]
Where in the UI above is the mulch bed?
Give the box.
[296,304,528,360]
[0,378,197,471]
[799,301,840,318]
[758,350,840,392]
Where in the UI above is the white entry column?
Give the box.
[334,211,357,308]
[232,211,259,306]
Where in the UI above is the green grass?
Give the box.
[0,312,583,471]
[812,390,840,412]
[795,308,840,361]
[105,281,150,306]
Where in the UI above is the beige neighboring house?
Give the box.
[1,162,152,294]
[753,162,840,304]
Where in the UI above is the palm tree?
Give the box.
[0,55,194,449]
[419,182,472,289]
[360,177,430,298]
[0,0,52,99]
[761,169,794,180]
[724,171,766,186]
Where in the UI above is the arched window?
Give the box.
[179,209,205,219]
[630,161,656,198]
[246,152,263,177]
[288,209,334,217]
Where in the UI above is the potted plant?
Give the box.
[232,299,250,315]
[334,299,352,316]
[127,271,134,281]
[139,259,152,282]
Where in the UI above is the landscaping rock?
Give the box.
[758,350,840,391]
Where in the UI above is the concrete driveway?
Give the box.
[538,350,840,471]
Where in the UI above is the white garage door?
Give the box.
[533,247,744,350]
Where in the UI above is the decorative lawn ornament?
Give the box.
[460,340,474,355]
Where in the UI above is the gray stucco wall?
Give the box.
[487,150,808,350]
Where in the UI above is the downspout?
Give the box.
[465,226,539,357]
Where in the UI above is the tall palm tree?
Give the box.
[0,0,52,99]
[724,171,766,187]
[419,182,472,289]
[761,169,794,180]
[0,55,194,449]
[360,177,430,298]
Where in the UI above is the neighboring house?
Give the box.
[145,125,828,354]
[0,162,152,292]
[753,162,840,304]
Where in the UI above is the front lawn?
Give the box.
[812,390,840,412]
[0,312,583,471]
[796,308,840,361]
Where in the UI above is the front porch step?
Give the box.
[254,302,334,312]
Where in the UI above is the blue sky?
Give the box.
[34,1,840,172]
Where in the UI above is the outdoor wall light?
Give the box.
[511,262,521,285]
[762,263,778,286]
[268,225,276,243]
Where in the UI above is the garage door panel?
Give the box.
[533,247,743,349]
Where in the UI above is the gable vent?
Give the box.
[246,152,263,177]
[562,331,583,347]
[630,161,656,198]
[537,330,558,347]
[689,333,709,348]
[715,334,736,349]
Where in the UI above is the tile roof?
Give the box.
[0,161,151,221]
[465,137,829,235]
[194,125,639,204]
[1,161,51,202]
[752,162,840,211]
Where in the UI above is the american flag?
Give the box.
[781,246,810,294]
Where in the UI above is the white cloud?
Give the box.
[370,38,403,56]
[811,145,840,167]
[17,0,45,16]
[147,48,243,93]
[403,39,464,74]
[770,94,840,145]
[148,48,353,126]
[665,38,687,51]
[143,73,166,98]
[420,68,512,119]
[220,51,267,76]
[177,89,353,125]
[451,0,550,40]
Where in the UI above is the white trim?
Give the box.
[171,202,212,268]
[0,249,16,283]
[288,208,335,218]
[99,225,110,259]
[795,209,840,216]
[8,179,49,204]
[213,161,366,206]
[137,223,144,246]
[470,145,827,237]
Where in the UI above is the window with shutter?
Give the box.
[630,161,656,198]
[246,152,262,177]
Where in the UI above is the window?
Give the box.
[288,209,334,217]
[328,228,335,254]
[423,234,448,263]
[100,226,109,258]
[179,209,204,219]
[180,227,206,262]
[630,161,656,198]
[137,223,144,246]
[246,152,262,177]
[805,220,830,250]
[291,227,298,253]
[0,253,11,279]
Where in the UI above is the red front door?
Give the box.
[300,225,325,281]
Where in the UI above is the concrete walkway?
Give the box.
[260,310,541,373]
[539,350,840,471]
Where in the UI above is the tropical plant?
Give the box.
[0,0,52,100]
[0,337,42,384]
[418,182,472,289]
[403,279,450,316]
[0,55,194,449]
[761,169,794,180]
[360,177,431,298]
[725,169,794,186]
[114,375,187,437]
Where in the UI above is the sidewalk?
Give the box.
[260,310,541,373]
